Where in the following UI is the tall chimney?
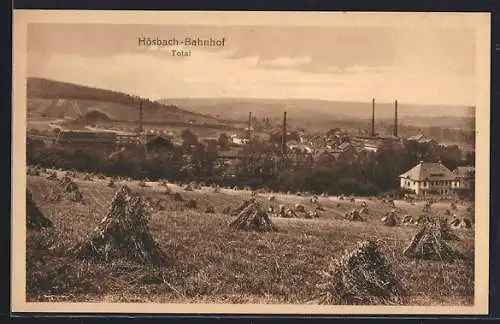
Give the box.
[282,111,287,154]
[138,99,143,134]
[371,98,375,137]
[394,99,398,137]
[248,112,252,142]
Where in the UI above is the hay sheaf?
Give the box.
[59,176,84,202]
[403,219,465,262]
[381,211,399,227]
[318,240,405,305]
[343,210,365,222]
[26,189,53,230]
[73,185,166,265]
[230,202,277,232]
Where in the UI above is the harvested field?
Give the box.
[26,173,474,305]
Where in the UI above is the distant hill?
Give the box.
[27,78,222,125]
[159,98,475,130]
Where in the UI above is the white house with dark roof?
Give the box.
[399,161,460,197]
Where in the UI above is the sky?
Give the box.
[27,23,477,106]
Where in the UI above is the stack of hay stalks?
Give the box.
[403,216,465,262]
[283,208,297,218]
[185,199,197,209]
[26,189,53,229]
[47,171,58,180]
[343,209,365,222]
[449,217,472,229]
[205,205,215,214]
[317,240,405,305]
[59,176,84,203]
[305,210,320,219]
[83,173,92,181]
[381,210,399,226]
[73,185,166,265]
[230,201,277,232]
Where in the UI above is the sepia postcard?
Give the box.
[12,10,491,315]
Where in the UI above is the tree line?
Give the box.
[27,128,474,197]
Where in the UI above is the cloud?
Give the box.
[29,48,474,106]
[259,56,312,68]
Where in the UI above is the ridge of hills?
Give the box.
[159,98,475,130]
[26,78,223,125]
[25,78,474,132]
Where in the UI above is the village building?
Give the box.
[288,143,313,154]
[144,135,175,153]
[55,130,117,145]
[454,166,475,190]
[399,161,460,197]
[230,134,249,146]
[407,133,438,146]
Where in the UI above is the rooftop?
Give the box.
[455,166,475,177]
[399,161,457,181]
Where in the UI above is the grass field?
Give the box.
[26,171,475,305]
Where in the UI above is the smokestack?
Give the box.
[371,98,375,137]
[394,99,398,137]
[248,112,252,142]
[138,99,143,134]
[282,111,287,154]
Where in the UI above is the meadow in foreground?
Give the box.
[26,174,474,305]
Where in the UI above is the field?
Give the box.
[26,171,475,305]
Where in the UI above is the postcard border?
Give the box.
[11,10,491,315]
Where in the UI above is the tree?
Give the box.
[181,129,198,148]
[326,128,341,137]
[218,133,231,150]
